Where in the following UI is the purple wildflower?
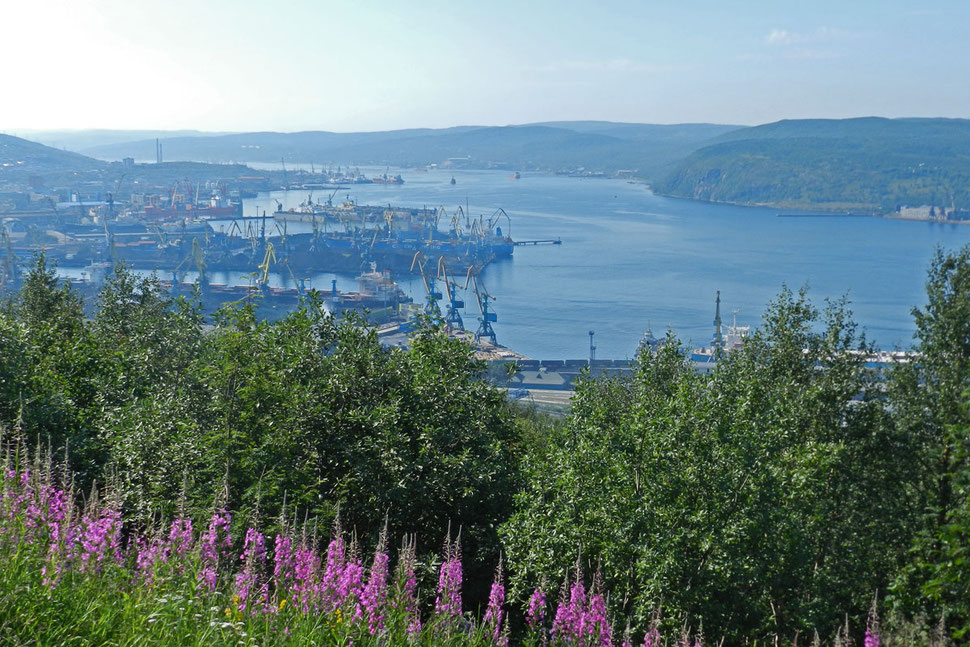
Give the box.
[526,586,547,632]
[135,533,169,584]
[234,527,267,612]
[483,560,507,646]
[321,533,346,610]
[583,570,612,647]
[356,542,390,635]
[865,595,882,647]
[643,625,661,647]
[167,517,193,557]
[434,535,463,619]
[586,582,612,647]
[292,541,320,613]
[198,509,231,591]
[78,506,121,572]
[553,575,586,643]
[335,551,364,608]
[273,534,294,588]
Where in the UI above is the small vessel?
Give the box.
[372,173,404,185]
[450,176,456,185]
[510,171,520,180]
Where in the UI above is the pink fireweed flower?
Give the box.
[198,509,231,591]
[135,534,169,584]
[434,537,463,619]
[585,580,612,647]
[292,542,320,613]
[526,586,547,632]
[43,520,79,588]
[273,534,294,595]
[234,527,267,612]
[168,518,193,557]
[321,533,346,610]
[483,561,507,646]
[78,506,121,572]
[335,553,364,608]
[642,625,661,647]
[865,596,882,647]
[356,546,390,635]
[553,575,586,643]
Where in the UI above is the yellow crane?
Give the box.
[257,241,276,286]
[174,236,207,285]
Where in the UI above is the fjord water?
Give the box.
[244,168,970,360]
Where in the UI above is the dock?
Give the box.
[513,238,562,246]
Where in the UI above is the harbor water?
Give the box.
[240,168,970,359]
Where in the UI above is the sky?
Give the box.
[3,0,970,132]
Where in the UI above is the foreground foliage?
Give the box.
[503,289,920,641]
[1,247,969,644]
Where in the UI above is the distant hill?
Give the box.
[654,117,970,211]
[534,121,739,142]
[0,134,105,173]
[78,123,742,181]
[18,129,234,152]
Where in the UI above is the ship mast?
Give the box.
[713,290,724,357]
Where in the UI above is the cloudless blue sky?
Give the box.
[4,0,969,131]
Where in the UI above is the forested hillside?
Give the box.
[655,118,970,211]
[1,250,969,645]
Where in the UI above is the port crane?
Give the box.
[437,256,465,331]
[174,237,207,285]
[485,208,512,237]
[464,268,497,345]
[257,241,277,287]
[280,257,306,295]
[410,251,442,321]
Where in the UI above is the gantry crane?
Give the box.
[437,257,465,331]
[257,241,277,287]
[410,251,442,321]
[174,236,207,285]
[463,269,497,345]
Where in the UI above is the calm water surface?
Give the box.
[241,168,970,359]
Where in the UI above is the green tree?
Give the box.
[889,245,970,638]
[89,265,212,521]
[5,254,100,478]
[502,289,918,643]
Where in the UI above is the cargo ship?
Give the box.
[371,173,404,185]
[141,181,242,221]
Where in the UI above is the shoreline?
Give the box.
[648,189,970,226]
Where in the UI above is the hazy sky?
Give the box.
[4,0,969,132]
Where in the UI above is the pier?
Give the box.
[513,238,562,246]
